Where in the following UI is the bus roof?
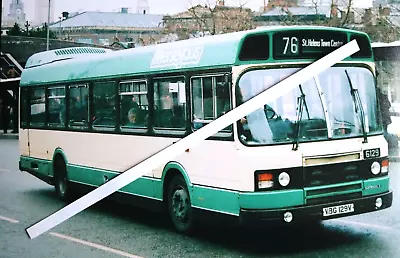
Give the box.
[20,26,373,87]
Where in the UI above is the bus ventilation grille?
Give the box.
[54,48,108,56]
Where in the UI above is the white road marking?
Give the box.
[0,168,11,173]
[49,232,143,258]
[333,219,394,231]
[25,40,360,239]
[0,215,19,223]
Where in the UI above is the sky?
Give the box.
[2,0,373,22]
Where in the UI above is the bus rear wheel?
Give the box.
[54,158,70,201]
[167,176,194,234]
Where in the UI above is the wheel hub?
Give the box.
[172,189,189,222]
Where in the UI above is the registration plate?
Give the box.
[322,203,354,217]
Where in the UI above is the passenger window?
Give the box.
[120,81,148,129]
[30,87,46,126]
[191,75,231,130]
[48,86,65,127]
[153,77,186,129]
[68,85,89,127]
[93,81,116,129]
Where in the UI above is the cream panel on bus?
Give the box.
[28,129,177,177]
[27,129,387,192]
[29,130,52,160]
[299,135,388,158]
[167,140,249,191]
[170,140,304,192]
[19,129,29,156]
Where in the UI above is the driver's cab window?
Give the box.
[119,80,148,129]
[93,81,116,130]
[237,69,327,145]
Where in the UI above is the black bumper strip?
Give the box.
[239,191,393,226]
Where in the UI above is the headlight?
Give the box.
[371,161,381,175]
[278,172,290,187]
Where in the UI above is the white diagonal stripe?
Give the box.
[26,40,360,239]
[49,232,143,258]
[0,215,19,223]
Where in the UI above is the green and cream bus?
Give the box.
[19,26,393,233]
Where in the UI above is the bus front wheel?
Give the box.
[167,175,194,234]
[54,158,70,201]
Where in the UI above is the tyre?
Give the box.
[167,175,194,234]
[54,158,70,201]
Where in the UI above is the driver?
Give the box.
[238,76,273,144]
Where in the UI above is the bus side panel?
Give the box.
[19,128,29,157]
[29,129,53,160]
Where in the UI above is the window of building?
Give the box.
[30,87,46,126]
[68,85,89,127]
[153,77,187,129]
[48,86,66,127]
[191,75,231,130]
[120,80,148,129]
[93,81,116,130]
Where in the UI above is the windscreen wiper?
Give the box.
[292,85,306,151]
[299,84,310,120]
[345,70,368,143]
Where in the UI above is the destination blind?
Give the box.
[273,31,348,60]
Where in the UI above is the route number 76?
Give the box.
[283,37,299,55]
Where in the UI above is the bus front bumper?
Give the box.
[239,191,393,226]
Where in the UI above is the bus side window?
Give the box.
[191,75,232,131]
[93,81,116,129]
[48,86,66,127]
[29,87,46,127]
[68,85,89,127]
[119,80,148,129]
[153,77,186,129]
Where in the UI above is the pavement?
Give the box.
[0,130,18,139]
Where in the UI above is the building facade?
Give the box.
[298,0,352,7]
[49,10,164,46]
[34,0,55,26]
[2,0,26,27]
[136,0,150,14]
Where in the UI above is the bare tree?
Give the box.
[341,0,353,26]
[163,0,253,40]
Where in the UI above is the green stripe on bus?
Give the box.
[67,164,163,200]
[191,186,240,216]
[20,156,52,178]
[362,176,390,196]
[239,190,304,209]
